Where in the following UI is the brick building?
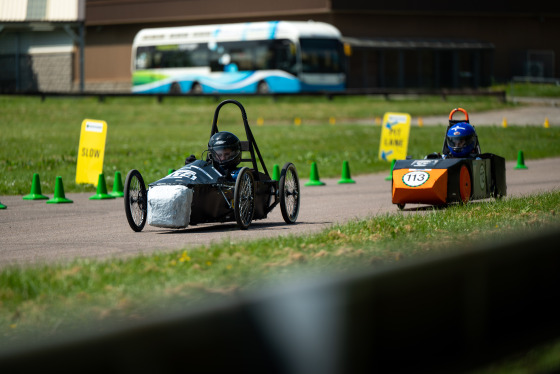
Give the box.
[0,0,85,92]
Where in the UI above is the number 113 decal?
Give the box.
[402,171,430,187]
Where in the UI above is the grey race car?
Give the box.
[124,99,300,231]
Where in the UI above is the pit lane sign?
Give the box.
[76,119,107,186]
[378,112,411,161]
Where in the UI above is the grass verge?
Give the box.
[1,190,559,369]
[1,94,558,195]
[492,81,560,98]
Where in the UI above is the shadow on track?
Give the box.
[155,220,313,235]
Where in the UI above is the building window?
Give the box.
[26,0,48,20]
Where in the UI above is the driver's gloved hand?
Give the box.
[185,154,196,165]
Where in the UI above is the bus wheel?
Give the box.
[190,82,202,94]
[257,81,269,94]
[170,82,181,94]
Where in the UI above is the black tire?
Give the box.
[257,81,269,94]
[190,82,202,94]
[170,82,181,94]
[124,169,147,232]
[397,203,405,211]
[491,181,503,199]
[279,162,300,224]
[234,167,255,230]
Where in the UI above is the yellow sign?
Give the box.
[378,112,411,161]
[76,119,107,186]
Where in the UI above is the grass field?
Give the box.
[1,191,559,372]
[493,80,560,98]
[1,94,559,196]
[1,93,560,371]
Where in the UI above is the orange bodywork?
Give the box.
[392,169,448,205]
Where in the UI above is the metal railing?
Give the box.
[1,87,507,103]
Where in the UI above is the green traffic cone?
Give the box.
[338,160,356,184]
[385,159,397,181]
[514,150,528,170]
[305,162,325,186]
[272,164,280,181]
[46,176,73,204]
[109,171,124,197]
[0,199,6,209]
[89,173,115,200]
[23,173,49,200]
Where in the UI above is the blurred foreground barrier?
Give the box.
[0,226,558,373]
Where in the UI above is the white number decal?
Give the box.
[402,171,430,187]
[171,170,198,181]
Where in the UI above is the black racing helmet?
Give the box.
[208,131,242,170]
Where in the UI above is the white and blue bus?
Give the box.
[131,21,347,94]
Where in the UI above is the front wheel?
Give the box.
[279,162,300,224]
[234,167,255,230]
[124,169,147,232]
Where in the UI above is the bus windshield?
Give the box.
[300,38,345,73]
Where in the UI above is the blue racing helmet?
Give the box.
[446,122,477,157]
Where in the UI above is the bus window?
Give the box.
[254,44,272,70]
[272,39,297,74]
[136,39,297,73]
[210,41,260,71]
[188,44,209,67]
[228,46,251,71]
[135,47,153,69]
[153,51,163,68]
[300,38,344,73]
[136,53,148,69]
[135,44,210,70]
[209,44,225,71]
[178,43,209,67]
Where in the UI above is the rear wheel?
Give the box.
[459,165,472,203]
[234,167,255,230]
[124,169,147,232]
[190,82,202,94]
[257,81,269,94]
[279,162,300,224]
[397,203,405,210]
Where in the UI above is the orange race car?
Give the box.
[392,108,507,210]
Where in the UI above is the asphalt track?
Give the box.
[2,103,560,267]
[1,156,559,268]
